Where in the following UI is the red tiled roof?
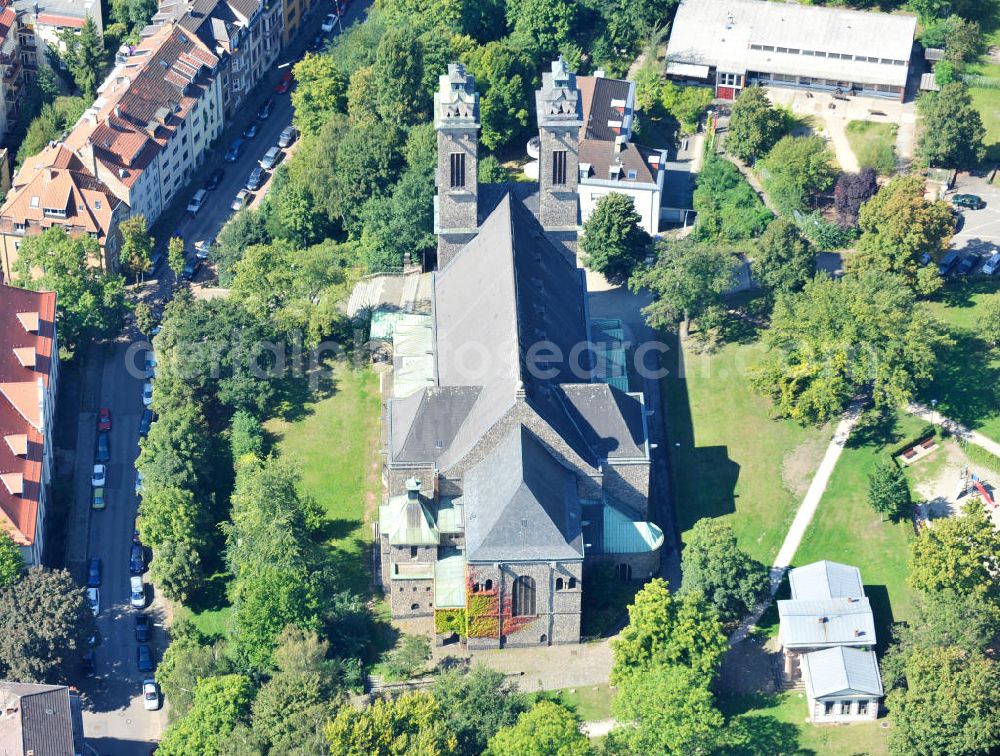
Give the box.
[0,6,17,40]
[0,284,55,548]
[35,13,85,28]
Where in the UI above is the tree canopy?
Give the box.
[751,217,814,294]
[12,227,129,348]
[433,665,528,756]
[725,87,787,163]
[292,54,349,135]
[917,83,986,169]
[833,169,878,228]
[581,193,651,285]
[759,135,837,214]
[325,691,458,755]
[680,519,770,624]
[486,700,590,756]
[751,270,951,423]
[157,674,254,756]
[692,157,773,243]
[867,460,912,521]
[0,533,23,588]
[610,578,727,684]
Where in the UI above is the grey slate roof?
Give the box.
[581,76,632,142]
[778,597,876,648]
[789,560,865,601]
[389,386,481,464]
[0,682,78,756]
[557,383,646,460]
[803,646,883,699]
[464,425,584,562]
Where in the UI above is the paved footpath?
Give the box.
[908,402,1000,457]
[730,403,863,645]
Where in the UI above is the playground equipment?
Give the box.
[957,468,996,509]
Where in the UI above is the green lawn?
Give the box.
[965,62,1000,163]
[539,685,615,722]
[845,120,897,175]
[174,604,232,639]
[663,338,832,564]
[793,411,926,646]
[719,691,889,755]
[921,280,1000,443]
[266,362,381,596]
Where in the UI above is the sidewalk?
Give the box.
[908,402,1000,458]
[730,403,863,645]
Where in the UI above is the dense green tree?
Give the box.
[507,0,576,58]
[291,53,349,135]
[332,122,405,235]
[478,155,511,183]
[867,460,912,520]
[851,175,954,295]
[346,65,379,127]
[462,41,535,151]
[0,567,93,682]
[325,691,458,754]
[155,621,229,717]
[692,157,772,243]
[358,168,435,271]
[610,578,727,684]
[631,236,735,336]
[134,301,156,335]
[213,210,271,286]
[751,217,813,294]
[460,0,508,41]
[978,293,1000,347]
[581,193,651,285]
[12,227,128,347]
[884,645,1000,756]
[149,540,203,603]
[659,82,713,134]
[751,271,951,422]
[372,27,426,128]
[0,533,23,587]
[110,0,157,34]
[434,665,528,756]
[15,97,89,166]
[610,664,724,755]
[943,16,984,65]
[760,135,837,214]
[230,410,265,462]
[119,214,153,277]
[917,83,986,169]
[487,700,590,756]
[265,173,329,248]
[726,87,787,163]
[58,17,105,97]
[167,236,186,282]
[158,674,254,756]
[888,588,999,660]
[908,498,1000,600]
[680,519,769,623]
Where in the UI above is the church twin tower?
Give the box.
[433,59,583,268]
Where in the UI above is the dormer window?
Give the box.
[43,207,66,218]
[16,312,39,333]
[13,347,36,368]
[1,473,24,496]
[4,434,28,456]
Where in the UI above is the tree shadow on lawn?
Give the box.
[323,533,372,598]
[919,330,999,433]
[268,356,341,424]
[184,571,232,626]
[717,692,808,756]
[845,408,903,451]
[933,277,999,310]
[865,584,895,657]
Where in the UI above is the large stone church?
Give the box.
[376,60,663,649]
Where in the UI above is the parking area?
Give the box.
[947,174,1000,272]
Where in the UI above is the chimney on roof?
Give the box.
[614,135,624,154]
[405,477,421,500]
[114,104,121,118]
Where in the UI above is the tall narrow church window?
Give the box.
[512,576,536,617]
[450,152,466,188]
[552,150,567,185]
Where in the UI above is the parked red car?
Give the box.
[97,407,112,432]
[276,70,293,94]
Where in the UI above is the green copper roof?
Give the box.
[601,502,664,553]
[592,317,629,392]
[378,492,440,546]
[434,549,466,609]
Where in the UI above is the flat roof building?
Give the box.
[665,0,916,101]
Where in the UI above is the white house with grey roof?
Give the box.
[665,0,916,101]
[778,561,883,723]
[377,61,664,650]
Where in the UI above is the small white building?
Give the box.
[575,74,666,236]
[665,0,916,101]
[778,560,884,724]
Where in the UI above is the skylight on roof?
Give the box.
[29,196,39,208]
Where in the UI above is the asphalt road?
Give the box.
[69,3,373,752]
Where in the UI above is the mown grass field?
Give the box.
[266,362,381,596]
[663,337,832,564]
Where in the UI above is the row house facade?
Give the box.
[0,1,37,141]
[12,0,104,62]
[0,283,58,567]
[64,23,223,226]
[0,143,128,278]
[146,0,281,119]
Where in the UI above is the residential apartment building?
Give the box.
[778,561,883,723]
[378,62,663,650]
[0,1,38,141]
[146,0,281,119]
[0,143,128,277]
[12,0,103,60]
[574,73,666,237]
[0,283,58,568]
[63,23,223,225]
[280,0,315,46]
[0,681,84,755]
[665,0,916,101]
